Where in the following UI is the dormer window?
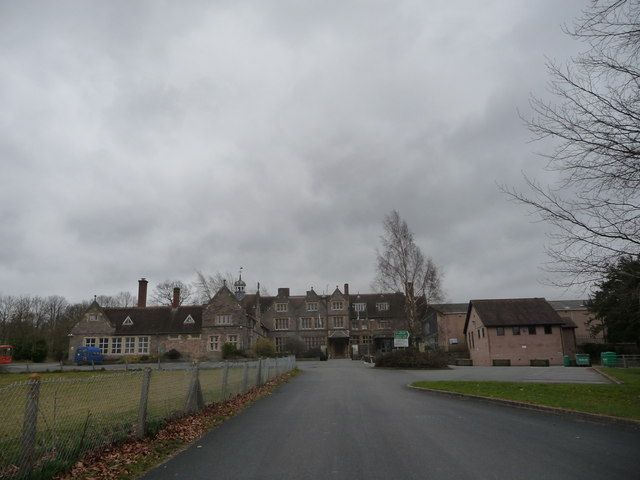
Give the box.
[123,316,133,326]
[183,314,195,325]
[376,302,389,311]
[306,302,318,312]
[354,303,366,312]
[331,301,344,311]
[275,303,288,313]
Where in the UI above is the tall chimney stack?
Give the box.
[344,283,349,296]
[172,287,180,308]
[137,278,148,308]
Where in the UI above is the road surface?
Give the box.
[142,360,638,480]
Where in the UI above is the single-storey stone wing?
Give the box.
[464,298,577,366]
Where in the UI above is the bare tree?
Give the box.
[151,280,193,306]
[193,270,235,303]
[374,210,444,343]
[505,0,640,286]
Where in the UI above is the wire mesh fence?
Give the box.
[0,356,296,479]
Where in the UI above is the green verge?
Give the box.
[411,368,640,421]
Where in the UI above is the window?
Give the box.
[496,327,505,336]
[314,317,324,329]
[98,338,109,354]
[544,325,553,335]
[209,335,220,351]
[331,301,344,310]
[528,326,537,335]
[361,335,372,344]
[111,337,122,354]
[354,303,366,312]
[88,314,98,321]
[122,316,133,326]
[187,334,201,339]
[168,334,181,340]
[351,321,359,330]
[379,320,390,329]
[275,303,288,313]
[512,326,521,336]
[275,318,289,330]
[275,337,286,353]
[84,337,96,347]
[361,322,368,330]
[226,335,238,347]
[300,317,313,329]
[183,314,195,325]
[124,337,136,354]
[332,316,345,328]
[137,336,149,354]
[215,315,232,325]
[376,302,389,311]
[306,302,318,312]
[303,337,325,349]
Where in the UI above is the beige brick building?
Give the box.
[464,298,577,366]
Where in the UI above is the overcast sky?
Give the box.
[0,0,590,303]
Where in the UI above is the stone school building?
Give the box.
[69,277,413,361]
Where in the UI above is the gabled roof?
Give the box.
[428,303,469,314]
[464,298,565,333]
[104,305,203,335]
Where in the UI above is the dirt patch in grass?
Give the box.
[53,369,300,480]
[411,368,640,421]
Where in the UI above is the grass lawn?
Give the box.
[411,368,640,421]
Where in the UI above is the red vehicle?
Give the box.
[0,345,14,364]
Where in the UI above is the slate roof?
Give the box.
[104,306,203,335]
[548,300,588,310]
[428,303,469,314]
[348,293,406,318]
[464,298,566,333]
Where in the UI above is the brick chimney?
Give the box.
[344,283,349,296]
[277,287,290,298]
[172,287,180,308]
[137,278,148,308]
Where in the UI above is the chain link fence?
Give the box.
[0,356,295,479]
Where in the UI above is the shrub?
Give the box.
[31,339,48,363]
[222,342,242,359]
[163,348,182,360]
[375,348,448,369]
[254,338,277,358]
[284,336,306,357]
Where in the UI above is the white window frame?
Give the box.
[331,301,344,311]
[314,317,324,329]
[183,314,195,325]
[215,314,232,326]
[209,335,220,351]
[300,317,313,329]
[376,302,389,311]
[275,317,289,330]
[354,303,366,312]
[275,303,288,313]
[332,316,345,328]
[124,337,136,354]
[98,337,109,354]
[111,337,122,354]
[227,334,238,347]
[123,316,134,326]
[84,337,96,347]
[306,302,318,312]
[88,314,98,321]
[137,336,149,354]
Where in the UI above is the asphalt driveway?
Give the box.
[142,360,637,480]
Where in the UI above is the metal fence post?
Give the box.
[20,374,40,474]
[136,368,152,438]
[220,362,230,400]
[184,363,204,414]
[242,363,249,393]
